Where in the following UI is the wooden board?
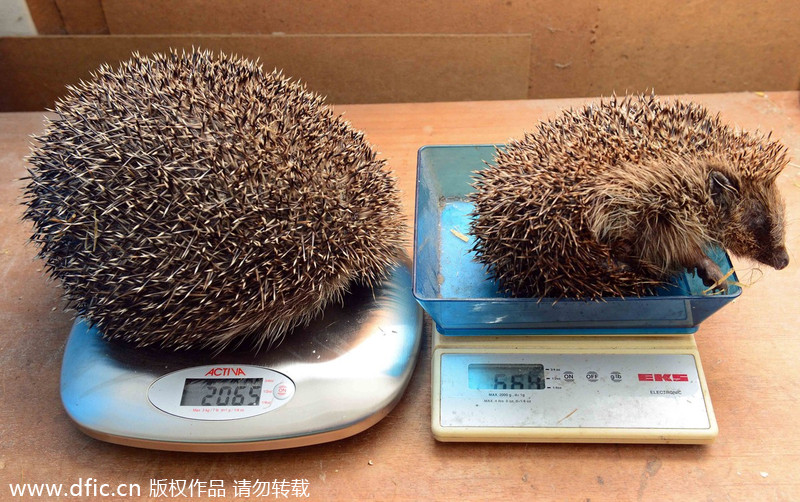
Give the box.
[0,34,531,111]
[591,0,800,96]
[100,0,800,98]
[24,0,65,34]
[22,0,800,101]
[1,92,799,501]
[55,0,109,34]
[25,0,110,34]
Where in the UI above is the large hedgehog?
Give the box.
[470,94,789,299]
[24,49,405,350]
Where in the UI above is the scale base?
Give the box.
[60,261,422,452]
[431,325,718,444]
[74,416,390,453]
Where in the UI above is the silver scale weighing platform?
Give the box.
[61,260,423,452]
[413,145,741,444]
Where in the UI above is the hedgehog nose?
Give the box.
[772,247,789,270]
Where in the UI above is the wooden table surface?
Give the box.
[1,92,798,501]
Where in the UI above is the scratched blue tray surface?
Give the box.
[412,145,741,335]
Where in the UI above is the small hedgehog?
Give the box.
[23,49,405,350]
[470,94,789,299]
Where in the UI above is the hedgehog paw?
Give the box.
[695,258,728,292]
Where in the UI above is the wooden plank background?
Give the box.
[0,34,531,110]
[7,0,800,110]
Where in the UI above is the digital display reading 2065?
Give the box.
[180,378,263,407]
[468,364,545,390]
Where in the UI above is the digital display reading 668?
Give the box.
[468,364,545,390]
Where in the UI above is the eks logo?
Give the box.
[638,373,689,382]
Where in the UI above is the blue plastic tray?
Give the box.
[412,145,741,335]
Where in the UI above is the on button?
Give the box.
[273,382,292,400]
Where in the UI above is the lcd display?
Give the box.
[180,378,263,406]
[468,364,545,390]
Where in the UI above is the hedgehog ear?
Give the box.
[709,170,739,209]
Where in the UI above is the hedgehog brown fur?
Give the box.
[469,94,789,299]
[23,49,405,350]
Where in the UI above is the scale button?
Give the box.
[586,371,599,382]
[273,382,292,400]
[610,371,623,382]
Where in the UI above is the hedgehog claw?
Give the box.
[695,259,727,292]
[701,275,729,293]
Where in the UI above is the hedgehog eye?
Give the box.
[745,202,771,239]
[752,214,767,230]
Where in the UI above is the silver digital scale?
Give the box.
[61,261,423,452]
[413,145,741,444]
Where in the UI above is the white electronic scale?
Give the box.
[60,261,422,452]
[414,145,741,445]
[430,330,717,444]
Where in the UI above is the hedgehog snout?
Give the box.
[755,245,789,270]
[769,246,789,270]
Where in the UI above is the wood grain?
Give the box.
[0,92,798,501]
[0,34,530,111]
[101,0,800,98]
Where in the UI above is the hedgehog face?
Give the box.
[715,173,789,270]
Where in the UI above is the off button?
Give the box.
[273,382,292,400]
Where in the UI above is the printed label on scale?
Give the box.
[439,353,709,429]
[148,365,295,420]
